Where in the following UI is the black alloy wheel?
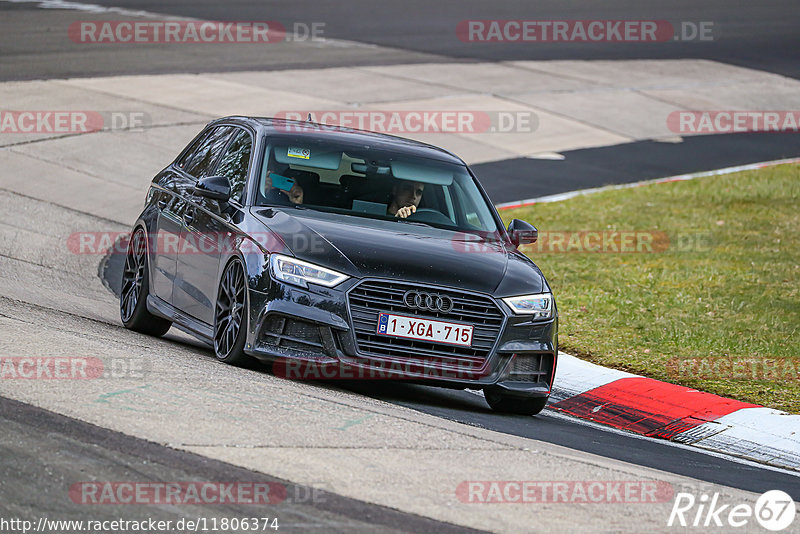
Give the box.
[214,259,249,365]
[120,228,172,336]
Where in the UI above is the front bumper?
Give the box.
[243,278,557,398]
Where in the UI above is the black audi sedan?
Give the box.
[120,116,557,414]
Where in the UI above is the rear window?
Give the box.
[178,126,233,178]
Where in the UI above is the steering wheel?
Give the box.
[407,208,453,225]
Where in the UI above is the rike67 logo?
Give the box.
[668,490,796,531]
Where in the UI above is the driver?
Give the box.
[387,180,424,218]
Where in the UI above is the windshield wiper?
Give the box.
[395,219,432,228]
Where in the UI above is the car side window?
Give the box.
[179,126,232,178]
[176,131,210,170]
[214,128,253,205]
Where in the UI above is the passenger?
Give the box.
[387,180,424,219]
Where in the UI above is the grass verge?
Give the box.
[500,163,800,412]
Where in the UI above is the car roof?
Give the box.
[210,116,467,166]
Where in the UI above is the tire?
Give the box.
[485,390,548,415]
[213,258,251,366]
[120,228,172,336]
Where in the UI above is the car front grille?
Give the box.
[347,280,505,371]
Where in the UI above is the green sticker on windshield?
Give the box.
[287,147,311,159]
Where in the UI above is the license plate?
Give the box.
[376,313,473,347]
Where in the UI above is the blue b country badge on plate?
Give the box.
[378,313,389,333]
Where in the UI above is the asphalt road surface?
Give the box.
[0,396,486,534]
[474,132,800,203]
[2,0,799,79]
[3,0,798,201]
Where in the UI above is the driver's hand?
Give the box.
[288,184,304,205]
[396,205,416,218]
[263,171,273,191]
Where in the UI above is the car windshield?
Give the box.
[255,136,500,234]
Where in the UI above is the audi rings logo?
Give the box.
[403,291,454,313]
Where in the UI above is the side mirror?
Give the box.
[508,219,538,247]
[191,175,231,202]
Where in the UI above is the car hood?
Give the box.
[250,207,547,296]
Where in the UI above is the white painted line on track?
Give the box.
[1,0,379,48]
[2,0,173,17]
[496,157,800,210]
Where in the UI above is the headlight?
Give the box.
[270,254,348,289]
[502,293,553,318]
